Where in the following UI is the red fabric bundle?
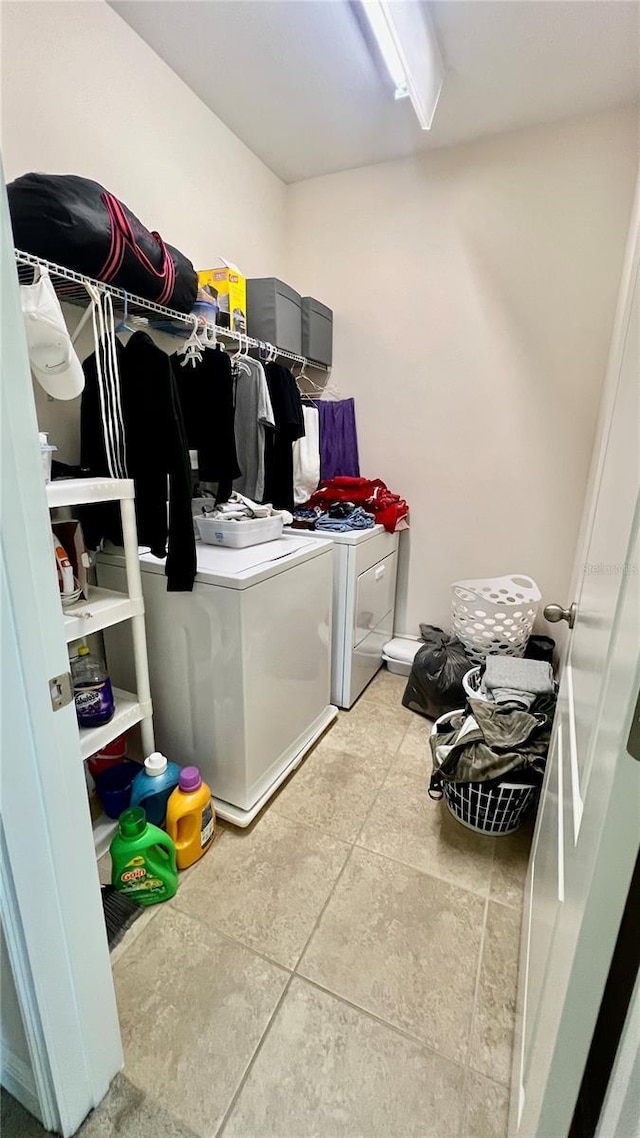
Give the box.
[307,477,409,534]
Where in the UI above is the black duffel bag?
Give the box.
[8,173,198,314]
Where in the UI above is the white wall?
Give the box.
[0,0,287,461]
[285,109,639,633]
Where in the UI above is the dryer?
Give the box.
[285,525,399,707]
[97,536,337,826]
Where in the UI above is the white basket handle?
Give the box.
[452,586,480,602]
[507,575,538,592]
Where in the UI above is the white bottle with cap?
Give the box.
[130,752,182,829]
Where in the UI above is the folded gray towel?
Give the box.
[491,686,536,710]
[483,656,554,696]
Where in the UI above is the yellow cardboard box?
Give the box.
[198,260,247,333]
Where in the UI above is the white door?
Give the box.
[511,182,640,1137]
[0,172,122,1132]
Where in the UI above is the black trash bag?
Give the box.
[524,635,555,663]
[402,625,472,720]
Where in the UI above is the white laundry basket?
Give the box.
[451,574,541,665]
[429,711,538,835]
[462,667,488,702]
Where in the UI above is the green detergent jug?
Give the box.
[110,806,178,907]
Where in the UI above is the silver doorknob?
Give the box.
[543,602,576,629]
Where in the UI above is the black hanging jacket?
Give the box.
[172,346,241,503]
[80,331,196,591]
[263,363,305,512]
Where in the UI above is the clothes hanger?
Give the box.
[199,312,217,350]
[229,332,251,375]
[115,292,135,336]
[177,314,204,368]
[294,359,324,394]
[71,281,98,345]
[295,359,342,401]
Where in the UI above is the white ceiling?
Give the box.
[110,0,640,183]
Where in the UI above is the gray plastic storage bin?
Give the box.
[302,297,333,366]
[246,278,302,355]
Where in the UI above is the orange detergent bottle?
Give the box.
[166,766,215,869]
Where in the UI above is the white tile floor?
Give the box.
[3,669,532,1138]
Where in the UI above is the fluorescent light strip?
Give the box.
[361,1,408,99]
[361,0,444,130]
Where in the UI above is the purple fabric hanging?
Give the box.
[314,398,360,482]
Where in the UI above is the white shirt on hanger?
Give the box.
[293,404,321,506]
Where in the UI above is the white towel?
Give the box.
[293,406,320,506]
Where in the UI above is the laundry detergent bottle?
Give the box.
[130,752,181,828]
[110,807,178,906]
[166,766,215,870]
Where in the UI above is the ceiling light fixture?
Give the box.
[360,0,444,130]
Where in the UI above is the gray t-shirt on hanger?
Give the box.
[233,358,275,502]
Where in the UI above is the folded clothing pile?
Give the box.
[307,476,409,534]
[481,655,555,711]
[290,507,323,530]
[194,491,292,526]
[315,505,375,533]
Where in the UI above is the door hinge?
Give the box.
[49,671,73,712]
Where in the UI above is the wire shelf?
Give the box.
[15,249,329,373]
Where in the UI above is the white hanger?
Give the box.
[229,332,251,375]
[199,313,217,349]
[115,292,135,336]
[294,359,341,401]
[178,315,204,368]
[71,281,98,345]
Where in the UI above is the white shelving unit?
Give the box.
[48,477,154,855]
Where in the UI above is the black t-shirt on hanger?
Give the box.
[81,331,197,592]
[263,363,305,512]
[172,345,241,502]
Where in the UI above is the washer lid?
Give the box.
[283,523,385,545]
[141,535,333,589]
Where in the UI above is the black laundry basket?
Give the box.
[429,711,537,835]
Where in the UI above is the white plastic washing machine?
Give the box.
[97,535,337,825]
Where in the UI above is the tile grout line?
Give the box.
[291,843,358,973]
[296,971,471,1076]
[455,894,492,1138]
[466,1058,511,1091]
[350,838,495,903]
[167,896,296,973]
[215,843,362,1138]
[345,714,415,850]
[270,702,412,846]
[466,893,491,1072]
[214,969,296,1138]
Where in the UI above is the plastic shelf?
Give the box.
[92,814,118,860]
[63,587,143,644]
[47,477,135,509]
[78,687,149,761]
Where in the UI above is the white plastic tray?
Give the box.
[195,513,284,549]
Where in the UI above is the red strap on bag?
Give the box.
[98,192,175,305]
